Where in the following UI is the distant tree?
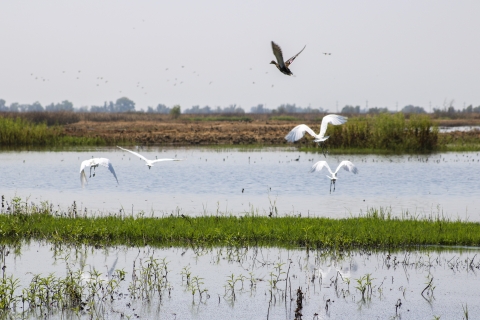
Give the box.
[9,102,19,112]
[45,100,74,112]
[0,99,8,112]
[401,105,426,113]
[223,104,244,113]
[250,104,271,113]
[27,101,44,112]
[156,104,170,114]
[341,105,361,113]
[77,106,89,112]
[115,97,135,112]
[184,105,210,114]
[170,105,181,118]
[367,107,389,114]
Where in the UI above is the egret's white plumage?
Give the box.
[310,160,358,193]
[285,114,348,143]
[117,146,182,169]
[79,158,118,188]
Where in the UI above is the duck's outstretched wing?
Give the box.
[285,124,317,142]
[97,158,119,184]
[285,45,306,67]
[117,146,148,162]
[310,161,334,175]
[271,41,286,69]
[318,114,348,140]
[334,160,358,175]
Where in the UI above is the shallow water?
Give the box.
[438,125,480,133]
[1,147,480,220]
[3,242,480,319]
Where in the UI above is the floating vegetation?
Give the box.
[1,197,480,249]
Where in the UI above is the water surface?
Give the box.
[3,242,480,319]
[1,147,479,219]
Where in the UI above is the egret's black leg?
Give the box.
[89,167,92,178]
[333,182,336,192]
[329,181,332,194]
[93,167,96,177]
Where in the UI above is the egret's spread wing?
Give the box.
[334,160,358,175]
[285,45,306,67]
[80,170,88,188]
[271,42,286,69]
[96,158,119,184]
[150,158,183,164]
[79,160,91,188]
[319,114,348,139]
[79,160,90,173]
[285,124,317,142]
[310,161,334,175]
[117,146,148,162]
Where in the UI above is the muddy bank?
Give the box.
[64,120,298,145]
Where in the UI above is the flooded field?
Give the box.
[1,147,479,220]
[0,242,478,319]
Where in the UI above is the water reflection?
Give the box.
[1,242,480,319]
[0,147,479,220]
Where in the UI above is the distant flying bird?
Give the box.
[270,41,306,76]
[80,158,118,188]
[117,146,183,169]
[310,160,358,193]
[323,53,331,55]
[285,114,348,156]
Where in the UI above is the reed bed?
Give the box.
[316,113,438,153]
[1,199,479,250]
[0,117,105,146]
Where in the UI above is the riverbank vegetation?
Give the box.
[0,116,107,146]
[1,198,479,249]
[1,112,479,151]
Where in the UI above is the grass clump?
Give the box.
[299,113,438,153]
[1,198,480,250]
[0,116,105,146]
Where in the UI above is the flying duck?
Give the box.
[270,41,306,76]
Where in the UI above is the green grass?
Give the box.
[0,116,105,146]
[321,113,439,153]
[1,199,480,250]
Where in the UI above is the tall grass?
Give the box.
[1,198,480,250]
[0,116,105,146]
[306,113,439,153]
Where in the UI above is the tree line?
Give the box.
[1,97,479,114]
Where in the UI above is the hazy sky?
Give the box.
[1,1,479,112]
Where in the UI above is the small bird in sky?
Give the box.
[270,41,306,76]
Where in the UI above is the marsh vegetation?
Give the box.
[1,112,479,151]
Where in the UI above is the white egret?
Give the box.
[310,160,358,193]
[117,146,183,169]
[80,158,118,188]
[285,115,347,156]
